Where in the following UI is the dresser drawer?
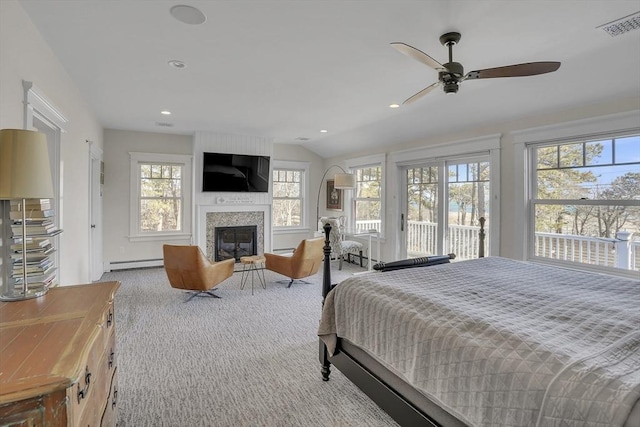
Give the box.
[101,368,119,427]
[92,300,117,358]
[74,329,117,427]
[0,389,67,426]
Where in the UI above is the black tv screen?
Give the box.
[202,152,270,192]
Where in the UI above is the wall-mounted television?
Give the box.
[202,152,270,192]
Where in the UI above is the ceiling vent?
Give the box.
[597,11,640,37]
[155,122,174,128]
[295,137,311,141]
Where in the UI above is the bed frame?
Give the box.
[318,220,486,426]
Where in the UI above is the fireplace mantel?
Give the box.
[196,204,271,258]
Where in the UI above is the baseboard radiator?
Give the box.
[106,258,164,272]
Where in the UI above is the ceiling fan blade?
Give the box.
[464,62,561,80]
[391,42,448,72]
[403,82,441,105]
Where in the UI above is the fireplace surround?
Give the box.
[196,204,271,262]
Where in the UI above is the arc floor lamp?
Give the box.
[0,129,55,301]
[315,165,356,229]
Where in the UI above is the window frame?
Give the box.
[129,152,192,242]
[272,160,310,233]
[346,154,386,238]
[403,154,492,259]
[391,134,501,260]
[513,111,640,277]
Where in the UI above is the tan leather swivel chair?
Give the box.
[264,237,324,288]
[163,245,235,302]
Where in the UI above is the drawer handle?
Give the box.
[108,348,115,368]
[77,366,92,403]
[112,388,118,409]
[107,310,113,327]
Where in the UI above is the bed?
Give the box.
[317,224,640,427]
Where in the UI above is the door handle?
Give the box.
[400,213,404,232]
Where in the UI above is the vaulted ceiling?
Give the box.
[18,1,640,158]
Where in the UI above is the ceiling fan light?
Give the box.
[443,81,459,94]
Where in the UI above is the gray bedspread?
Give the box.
[318,257,640,427]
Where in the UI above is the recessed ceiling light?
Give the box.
[170,5,207,25]
[161,110,171,115]
[168,59,186,69]
[389,104,400,108]
[320,129,328,133]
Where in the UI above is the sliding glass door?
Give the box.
[406,164,440,257]
[403,155,491,261]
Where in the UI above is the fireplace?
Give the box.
[215,225,257,262]
[197,205,270,260]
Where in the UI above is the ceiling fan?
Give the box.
[391,32,561,104]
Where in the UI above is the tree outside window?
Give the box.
[354,166,382,232]
[406,159,490,259]
[139,163,182,232]
[531,134,640,270]
[273,169,302,227]
[448,161,490,227]
[129,152,191,241]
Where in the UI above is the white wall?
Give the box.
[272,143,326,250]
[0,0,104,285]
[103,131,326,263]
[102,129,193,266]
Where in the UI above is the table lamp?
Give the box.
[0,129,55,301]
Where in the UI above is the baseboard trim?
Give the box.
[106,258,163,271]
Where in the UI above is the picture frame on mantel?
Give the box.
[326,179,342,211]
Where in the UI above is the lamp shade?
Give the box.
[0,129,54,199]
[334,173,356,189]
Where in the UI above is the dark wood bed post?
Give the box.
[479,217,486,258]
[320,221,333,381]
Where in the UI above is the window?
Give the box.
[395,134,500,261]
[448,160,490,228]
[529,134,640,272]
[140,164,182,231]
[272,161,309,230]
[129,152,192,241]
[273,169,302,227]
[405,156,490,261]
[353,164,383,234]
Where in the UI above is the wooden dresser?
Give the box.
[0,281,120,426]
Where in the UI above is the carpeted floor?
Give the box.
[101,262,399,427]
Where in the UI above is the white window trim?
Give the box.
[345,154,386,237]
[272,160,310,234]
[391,134,501,258]
[129,152,193,242]
[512,110,640,268]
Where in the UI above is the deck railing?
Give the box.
[405,222,486,261]
[534,231,638,271]
[358,220,639,271]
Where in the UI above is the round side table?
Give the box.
[240,255,267,295]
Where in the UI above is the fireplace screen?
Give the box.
[215,226,257,262]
